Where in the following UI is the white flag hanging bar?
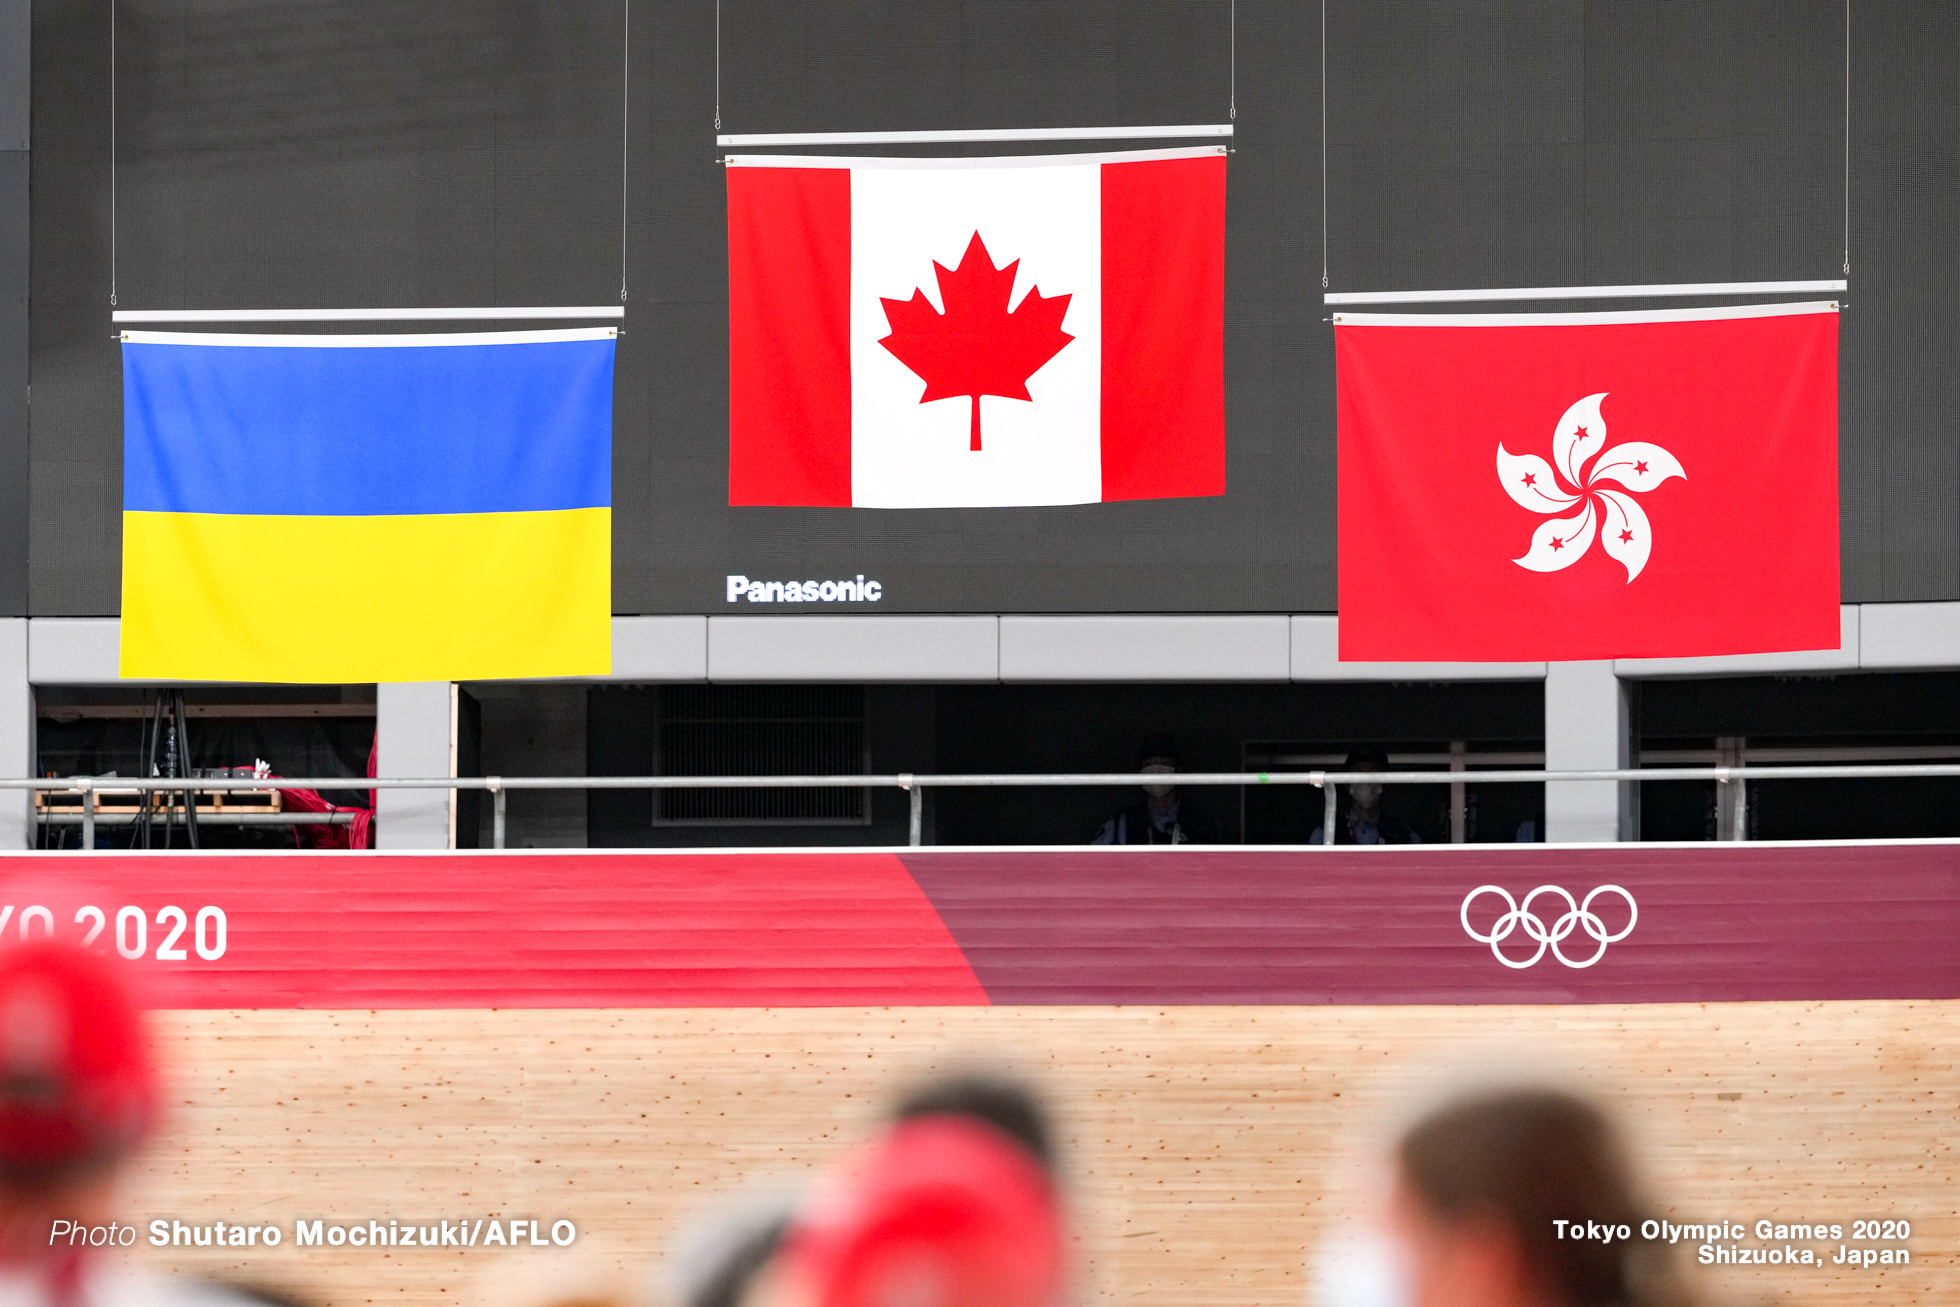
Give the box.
[110,306,627,323]
[716,124,1233,147]
[1324,279,1847,306]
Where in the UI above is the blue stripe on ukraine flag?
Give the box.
[120,328,615,682]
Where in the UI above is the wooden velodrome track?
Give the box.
[126,999,1953,1307]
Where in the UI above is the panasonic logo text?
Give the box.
[727,575,882,604]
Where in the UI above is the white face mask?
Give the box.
[1140,762,1176,798]
[1311,1229,1415,1307]
[1349,782,1383,807]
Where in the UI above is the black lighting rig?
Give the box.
[135,689,198,849]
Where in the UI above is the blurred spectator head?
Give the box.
[1136,733,1180,768]
[1344,745,1391,810]
[1136,733,1181,798]
[769,1116,1064,1307]
[891,1074,1054,1175]
[0,942,157,1186]
[1389,1087,1672,1307]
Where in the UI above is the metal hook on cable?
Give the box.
[1228,0,1236,121]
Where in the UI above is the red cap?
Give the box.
[0,942,157,1175]
[780,1116,1065,1307]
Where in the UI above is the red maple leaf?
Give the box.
[878,232,1074,451]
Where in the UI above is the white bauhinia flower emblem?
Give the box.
[1496,393,1685,582]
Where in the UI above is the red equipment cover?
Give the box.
[1336,303,1840,661]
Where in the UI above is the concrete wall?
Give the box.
[375,682,451,849]
[0,619,25,848]
[1543,662,1636,843]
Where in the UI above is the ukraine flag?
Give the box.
[120,327,615,682]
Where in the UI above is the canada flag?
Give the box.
[727,148,1225,507]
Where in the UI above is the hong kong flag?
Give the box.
[1337,303,1840,661]
[727,148,1225,507]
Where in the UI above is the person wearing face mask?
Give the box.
[1315,1087,1693,1307]
[1090,734,1222,845]
[1310,745,1421,845]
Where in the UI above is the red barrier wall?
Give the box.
[2,843,1954,1008]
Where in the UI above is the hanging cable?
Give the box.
[140,693,160,849]
[1842,0,1850,278]
[164,693,179,848]
[621,0,630,302]
[109,0,117,307]
[1228,0,1236,120]
[176,690,198,849]
[1320,0,1328,290]
[714,0,722,131]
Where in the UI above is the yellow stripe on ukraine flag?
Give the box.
[122,508,611,683]
[119,328,615,682]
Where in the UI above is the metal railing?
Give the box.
[11,762,1960,848]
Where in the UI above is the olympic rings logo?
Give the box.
[1459,885,1637,969]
